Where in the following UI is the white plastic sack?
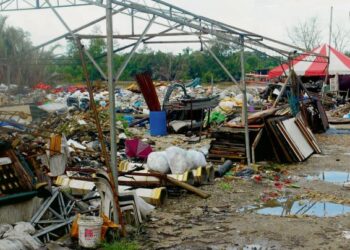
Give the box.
[235,93,254,105]
[165,146,188,174]
[0,224,12,237]
[147,152,170,174]
[3,222,35,236]
[198,145,210,156]
[0,222,41,250]
[134,195,155,218]
[186,150,207,169]
[38,103,68,113]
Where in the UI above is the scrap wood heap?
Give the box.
[0,68,339,248]
[208,71,327,164]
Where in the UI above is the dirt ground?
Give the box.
[136,131,350,250]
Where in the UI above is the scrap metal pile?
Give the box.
[0,70,334,248]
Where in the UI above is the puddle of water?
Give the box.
[307,171,350,184]
[241,198,350,217]
[326,128,350,135]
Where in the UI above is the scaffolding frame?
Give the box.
[0,0,329,224]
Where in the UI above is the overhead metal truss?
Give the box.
[0,0,329,213]
[0,0,326,59]
[0,0,90,11]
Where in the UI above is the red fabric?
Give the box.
[330,46,350,68]
[33,82,52,90]
[268,44,350,78]
[304,45,328,76]
[268,50,312,78]
[125,139,153,159]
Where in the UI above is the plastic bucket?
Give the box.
[78,216,103,248]
[149,111,167,136]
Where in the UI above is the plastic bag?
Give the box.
[147,151,170,174]
[165,147,188,174]
[186,150,207,169]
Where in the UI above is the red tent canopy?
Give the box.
[268,44,350,78]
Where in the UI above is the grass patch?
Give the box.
[102,239,140,250]
[218,181,232,191]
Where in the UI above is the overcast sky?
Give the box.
[2,0,350,54]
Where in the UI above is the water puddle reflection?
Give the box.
[307,171,350,184]
[240,198,350,217]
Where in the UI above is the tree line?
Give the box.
[0,17,279,87]
[5,15,349,87]
[0,16,55,88]
[50,38,279,84]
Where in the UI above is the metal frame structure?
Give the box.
[0,0,328,218]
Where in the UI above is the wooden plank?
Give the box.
[266,118,294,162]
[263,119,282,163]
[281,118,314,160]
[252,128,263,163]
[276,122,303,161]
[316,99,329,131]
[295,117,321,154]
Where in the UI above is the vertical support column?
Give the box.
[106,0,119,196]
[240,35,251,167]
[131,9,135,35]
[6,63,10,85]
[324,6,333,87]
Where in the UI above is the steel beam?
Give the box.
[44,0,107,78]
[106,0,119,224]
[201,39,240,86]
[0,0,90,11]
[114,15,156,81]
[34,7,127,50]
[70,31,203,40]
[240,35,251,167]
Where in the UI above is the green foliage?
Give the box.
[102,239,140,250]
[218,181,232,191]
[0,18,280,86]
[51,38,280,84]
[0,15,56,88]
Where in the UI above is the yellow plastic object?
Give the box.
[149,187,167,206]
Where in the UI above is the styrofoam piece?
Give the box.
[192,166,208,186]
[119,186,167,206]
[168,171,194,185]
[55,175,95,195]
[0,157,11,166]
[206,166,215,183]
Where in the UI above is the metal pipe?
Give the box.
[34,7,127,50]
[106,0,122,226]
[114,16,156,81]
[144,40,207,44]
[94,23,184,60]
[83,48,108,79]
[44,0,107,79]
[325,6,333,86]
[70,31,203,39]
[240,35,251,167]
[201,39,240,87]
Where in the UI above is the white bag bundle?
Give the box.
[186,150,207,169]
[147,151,170,174]
[165,146,188,174]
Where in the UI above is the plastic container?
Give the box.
[78,216,103,248]
[149,111,167,136]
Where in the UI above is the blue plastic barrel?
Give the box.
[149,111,167,136]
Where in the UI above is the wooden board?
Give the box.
[281,118,314,160]
[295,117,322,154]
[276,122,303,161]
[266,117,295,162]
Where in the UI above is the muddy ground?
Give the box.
[136,131,350,250]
